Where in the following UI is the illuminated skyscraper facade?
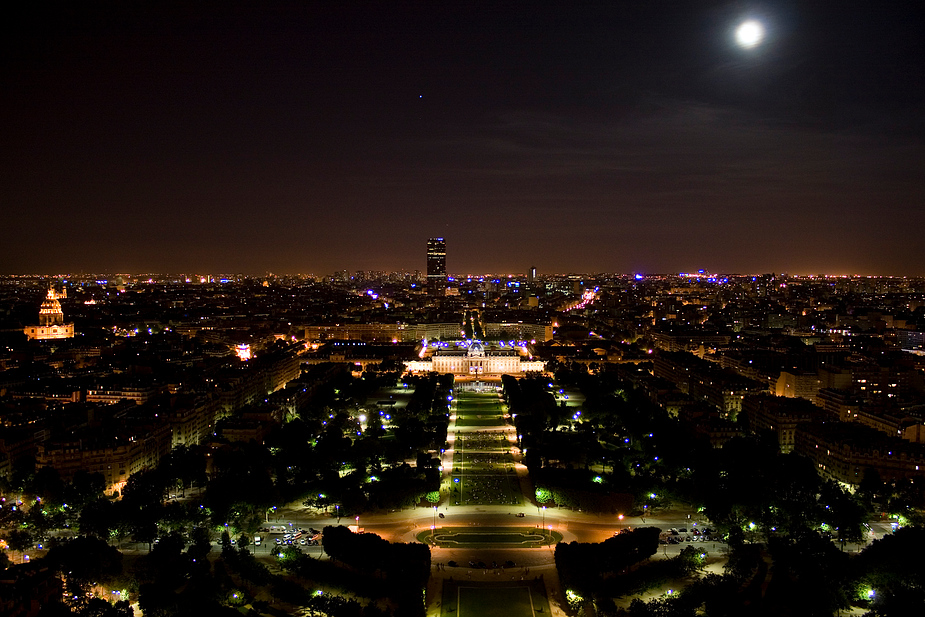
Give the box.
[427,237,446,296]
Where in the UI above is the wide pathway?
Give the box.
[446,384,522,508]
[428,381,568,616]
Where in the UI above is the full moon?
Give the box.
[735,20,764,48]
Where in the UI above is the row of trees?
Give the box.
[321,526,431,616]
[508,366,924,614]
[533,467,632,513]
[555,527,662,592]
[462,311,484,340]
[2,368,443,615]
[620,528,925,617]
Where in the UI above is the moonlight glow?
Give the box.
[736,20,764,48]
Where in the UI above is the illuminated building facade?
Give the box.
[303,321,553,344]
[36,423,172,496]
[305,322,463,343]
[427,237,447,296]
[23,286,75,340]
[795,421,925,487]
[405,340,545,375]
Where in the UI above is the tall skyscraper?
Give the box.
[427,237,447,296]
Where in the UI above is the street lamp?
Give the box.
[433,506,438,531]
[542,506,547,538]
[335,505,340,522]
[355,516,359,531]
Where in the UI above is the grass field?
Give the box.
[417,526,562,548]
[455,416,505,427]
[457,434,510,449]
[454,393,507,425]
[442,580,551,617]
[449,473,522,506]
[452,451,515,472]
[460,586,533,617]
[455,394,504,411]
[450,390,523,505]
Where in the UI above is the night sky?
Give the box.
[3,1,924,276]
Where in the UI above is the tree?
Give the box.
[46,536,123,597]
[78,498,115,539]
[765,532,852,616]
[30,466,66,505]
[66,471,106,510]
[857,467,883,505]
[122,469,167,510]
[8,529,34,555]
[159,445,207,496]
[855,526,925,615]
[276,544,304,569]
[819,481,867,545]
[75,598,133,617]
[187,526,213,561]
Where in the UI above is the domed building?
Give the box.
[24,286,75,340]
[405,339,545,376]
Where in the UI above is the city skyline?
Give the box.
[5,263,925,279]
[3,2,924,275]
[2,244,925,614]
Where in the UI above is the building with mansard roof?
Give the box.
[405,339,545,376]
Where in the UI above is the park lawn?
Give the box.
[459,586,533,617]
[455,416,506,427]
[457,436,510,449]
[418,526,563,548]
[441,579,551,617]
[450,474,523,506]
